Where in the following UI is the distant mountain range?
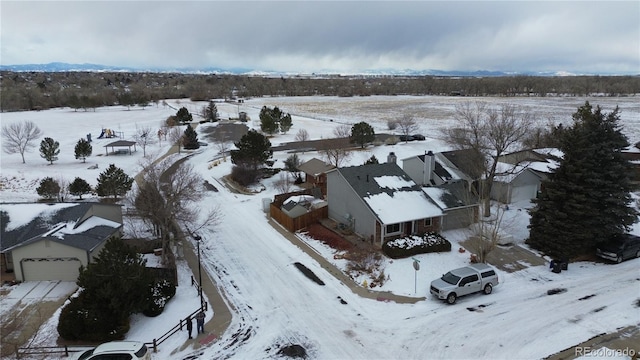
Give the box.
[0,62,615,77]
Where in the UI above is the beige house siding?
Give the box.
[13,240,88,282]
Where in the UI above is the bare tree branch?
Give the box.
[2,121,43,163]
[441,101,534,216]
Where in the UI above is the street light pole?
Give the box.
[193,234,204,308]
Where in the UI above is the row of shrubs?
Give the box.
[382,232,452,259]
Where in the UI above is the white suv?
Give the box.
[71,341,151,360]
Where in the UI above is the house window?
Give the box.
[424,218,432,227]
[386,223,401,235]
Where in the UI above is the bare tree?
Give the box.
[333,124,351,138]
[274,172,293,193]
[167,126,184,154]
[134,124,156,157]
[131,157,220,264]
[441,101,534,216]
[319,138,352,167]
[397,114,419,142]
[294,128,309,142]
[213,128,231,161]
[2,121,43,163]
[56,175,70,202]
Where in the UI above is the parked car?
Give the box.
[399,135,414,142]
[411,134,426,140]
[596,234,640,263]
[430,263,499,304]
[70,341,151,360]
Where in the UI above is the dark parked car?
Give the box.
[399,135,414,142]
[411,134,426,140]
[596,234,640,263]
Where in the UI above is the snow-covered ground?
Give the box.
[1,95,639,360]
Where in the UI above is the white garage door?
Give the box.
[22,258,81,282]
[511,184,538,203]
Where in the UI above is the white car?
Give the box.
[70,341,151,360]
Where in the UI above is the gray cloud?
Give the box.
[1,1,638,74]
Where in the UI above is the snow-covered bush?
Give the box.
[382,233,451,259]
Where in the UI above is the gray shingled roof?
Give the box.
[416,154,454,181]
[432,181,478,209]
[1,203,120,252]
[337,162,421,198]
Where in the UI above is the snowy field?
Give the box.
[1,95,639,360]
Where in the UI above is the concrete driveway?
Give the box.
[0,281,78,358]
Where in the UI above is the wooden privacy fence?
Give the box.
[270,203,328,233]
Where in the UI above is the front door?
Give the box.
[404,221,412,236]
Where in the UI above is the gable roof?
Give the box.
[104,140,137,147]
[1,202,122,252]
[440,148,485,180]
[422,182,479,210]
[402,152,466,184]
[298,158,335,176]
[336,163,443,224]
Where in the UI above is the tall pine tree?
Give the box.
[39,137,60,165]
[58,237,153,341]
[74,138,92,163]
[95,164,134,199]
[230,129,273,170]
[527,102,637,260]
[183,124,200,150]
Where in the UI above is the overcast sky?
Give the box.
[1,1,639,74]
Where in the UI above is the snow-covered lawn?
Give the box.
[1,95,639,359]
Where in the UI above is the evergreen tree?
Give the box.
[364,155,379,165]
[279,113,293,134]
[175,107,193,124]
[527,102,637,259]
[183,124,200,150]
[204,101,219,122]
[39,137,60,164]
[69,177,92,199]
[36,177,60,200]
[95,164,134,199]
[59,237,155,341]
[259,106,280,135]
[74,138,92,163]
[350,121,375,148]
[283,153,301,179]
[230,129,273,170]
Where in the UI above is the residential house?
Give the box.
[1,202,123,282]
[402,151,479,230]
[326,162,444,247]
[622,141,640,184]
[491,149,561,204]
[423,182,479,231]
[433,148,561,205]
[297,158,335,194]
[402,150,471,186]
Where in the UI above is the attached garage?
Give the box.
[21,257,82,282]
[2,203,124,282]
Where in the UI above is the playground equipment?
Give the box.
[97,128,123,139]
